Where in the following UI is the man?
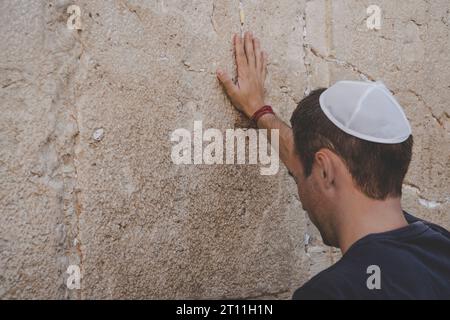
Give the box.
[216,32,450,300]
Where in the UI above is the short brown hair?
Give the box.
[290,88,413,200]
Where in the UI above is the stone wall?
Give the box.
[0,0,448,299]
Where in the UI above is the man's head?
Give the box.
[290,88,413,247]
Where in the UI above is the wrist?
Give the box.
[245,101,266,118]
[251,105,275,125]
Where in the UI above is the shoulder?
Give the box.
[293,213,450,300]
[404,212,450,238]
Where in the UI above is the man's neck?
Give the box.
[335,195,408,255]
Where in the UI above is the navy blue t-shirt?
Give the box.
[293,212,450,300]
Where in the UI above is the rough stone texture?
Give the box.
[0,0,448,299]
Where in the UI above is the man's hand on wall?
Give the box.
[216,31,301,177]
[216,32,268,119]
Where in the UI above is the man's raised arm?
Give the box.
[216,32,301,176]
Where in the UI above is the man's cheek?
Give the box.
[297,185,308,210]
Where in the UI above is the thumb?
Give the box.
[217,69,237,95]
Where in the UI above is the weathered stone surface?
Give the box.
[0,0,448,299]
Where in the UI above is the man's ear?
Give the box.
[313,149,336,190]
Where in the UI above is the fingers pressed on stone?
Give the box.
[244,32,256,69]
[253,37,261,72]
[235,34,248,75]
[262,51,268,81]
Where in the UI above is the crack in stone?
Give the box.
[403,183,448,208]
[72,133,83,300]
[66,28,86,300]
[239,0,245,37]
[181,59,206,73]
[120,0,143,23]
[300,4,313,256]
[406,89,444,127]
[300,11,312,96]
[309,46,375,81]
[403,181,422,193]
[210,1,218,35]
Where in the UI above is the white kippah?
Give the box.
[319,81,412,144]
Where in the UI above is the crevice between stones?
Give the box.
[309,46,375,82]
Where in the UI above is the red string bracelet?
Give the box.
[251,105,275,124]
